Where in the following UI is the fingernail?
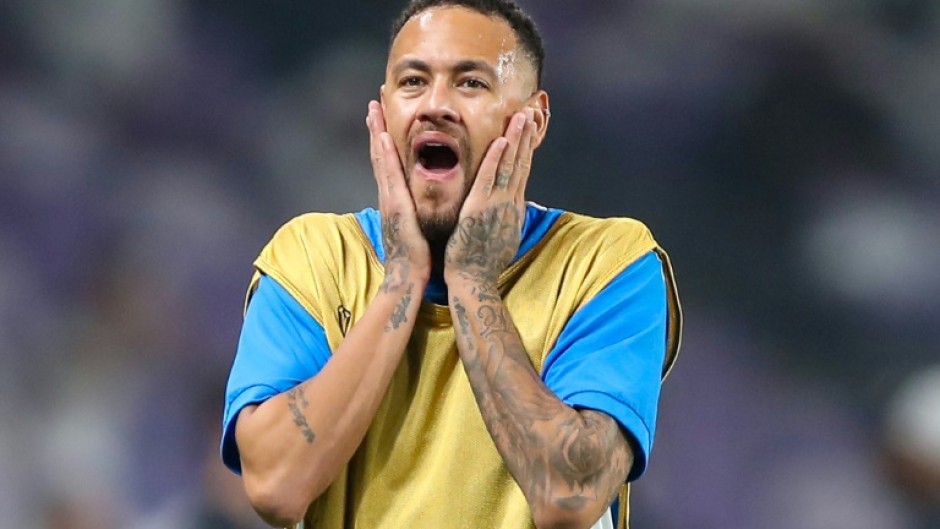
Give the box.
[516,114,525,129]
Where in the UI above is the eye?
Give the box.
[399,76,426,88]
[459,78,489,90]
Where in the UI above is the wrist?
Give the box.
[382,259,430,294]
[444,272,500,299]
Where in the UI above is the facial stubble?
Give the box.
[406,141,475,245]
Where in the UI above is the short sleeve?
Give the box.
[221,274,332,474]
[542,251,668,482]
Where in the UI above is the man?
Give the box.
[221,1,682,528]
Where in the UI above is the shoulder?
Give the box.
[250,209,381,319]
[550,211,660,271]
[556,212,684,381]
[269,211,364,244]
[560,212,656,245]
[258,210,375,263]
[507,209,664,312]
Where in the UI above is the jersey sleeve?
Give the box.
[221,274,333,474]
[541,250,668,482]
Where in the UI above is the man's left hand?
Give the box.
[444,108,537,287]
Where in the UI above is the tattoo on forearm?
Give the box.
[386,288,413,332]
[548,410,629,509]
[452,292,630,514]
[469,282,501,302]
[286,386,315,444]
[444,197,627,512]
[476,305,513,338]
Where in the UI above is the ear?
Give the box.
[380,84,387,110]
[526,90,551,149]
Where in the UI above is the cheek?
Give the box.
[466,102,511,155]
[386,113,410,140]
[384,103,416,159]
[385,98,417,132]
[464,99,505,124]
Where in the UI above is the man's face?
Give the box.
[382,7,539,242]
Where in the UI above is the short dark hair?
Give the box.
[390,0,545,87]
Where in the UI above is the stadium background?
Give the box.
[1,0,938,527]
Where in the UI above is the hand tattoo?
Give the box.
[381,213,411,293]
[446,202,521,284]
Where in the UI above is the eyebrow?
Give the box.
[392,58,498,80]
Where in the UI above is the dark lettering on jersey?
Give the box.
[337,305,352,337]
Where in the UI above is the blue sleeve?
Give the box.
[541,251,668,482]
[221,274,332,474]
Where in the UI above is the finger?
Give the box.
[367,104,382,172]
[380,132,407,198]
[381,132,421,221]
[496,113,526,190]
[369,100,388,135]
[367,102,391,171]
[470,137,509,198]
[514,108,536,201]
[367,104,390,207]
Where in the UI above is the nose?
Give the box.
[417,79,459,125]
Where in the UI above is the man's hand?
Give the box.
[367,100,431,291]
[444,108,537,287]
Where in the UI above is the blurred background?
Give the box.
[2,0,939,527]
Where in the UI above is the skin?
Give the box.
[380,6,548,261]
[235,7,632,529]
[380,8,633,529]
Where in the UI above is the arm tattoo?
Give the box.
[550,410,630,510]
[286,386,315,444]
[476,305,513,338]
[453,299,474,352]
[445,195,628,515]
[451,291,631,516]
[385,288,413,332]
[382,213,407,261]
[381,213,411,293]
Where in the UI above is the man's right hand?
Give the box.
[367,100,431,292]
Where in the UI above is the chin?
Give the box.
[416,205,460,243]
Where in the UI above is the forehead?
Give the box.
[389,7,519,69]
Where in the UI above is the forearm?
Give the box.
[236,272,425,526]
[448,278,631,529]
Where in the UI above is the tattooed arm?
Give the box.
[445,110,630,529]
[234,102,430,527]
[449,283,632,529]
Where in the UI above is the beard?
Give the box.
[404,126,476,245]
[414,171,474,244]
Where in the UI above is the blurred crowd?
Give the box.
[1,0,938,528]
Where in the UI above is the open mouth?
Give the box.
[417,143,459,172]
